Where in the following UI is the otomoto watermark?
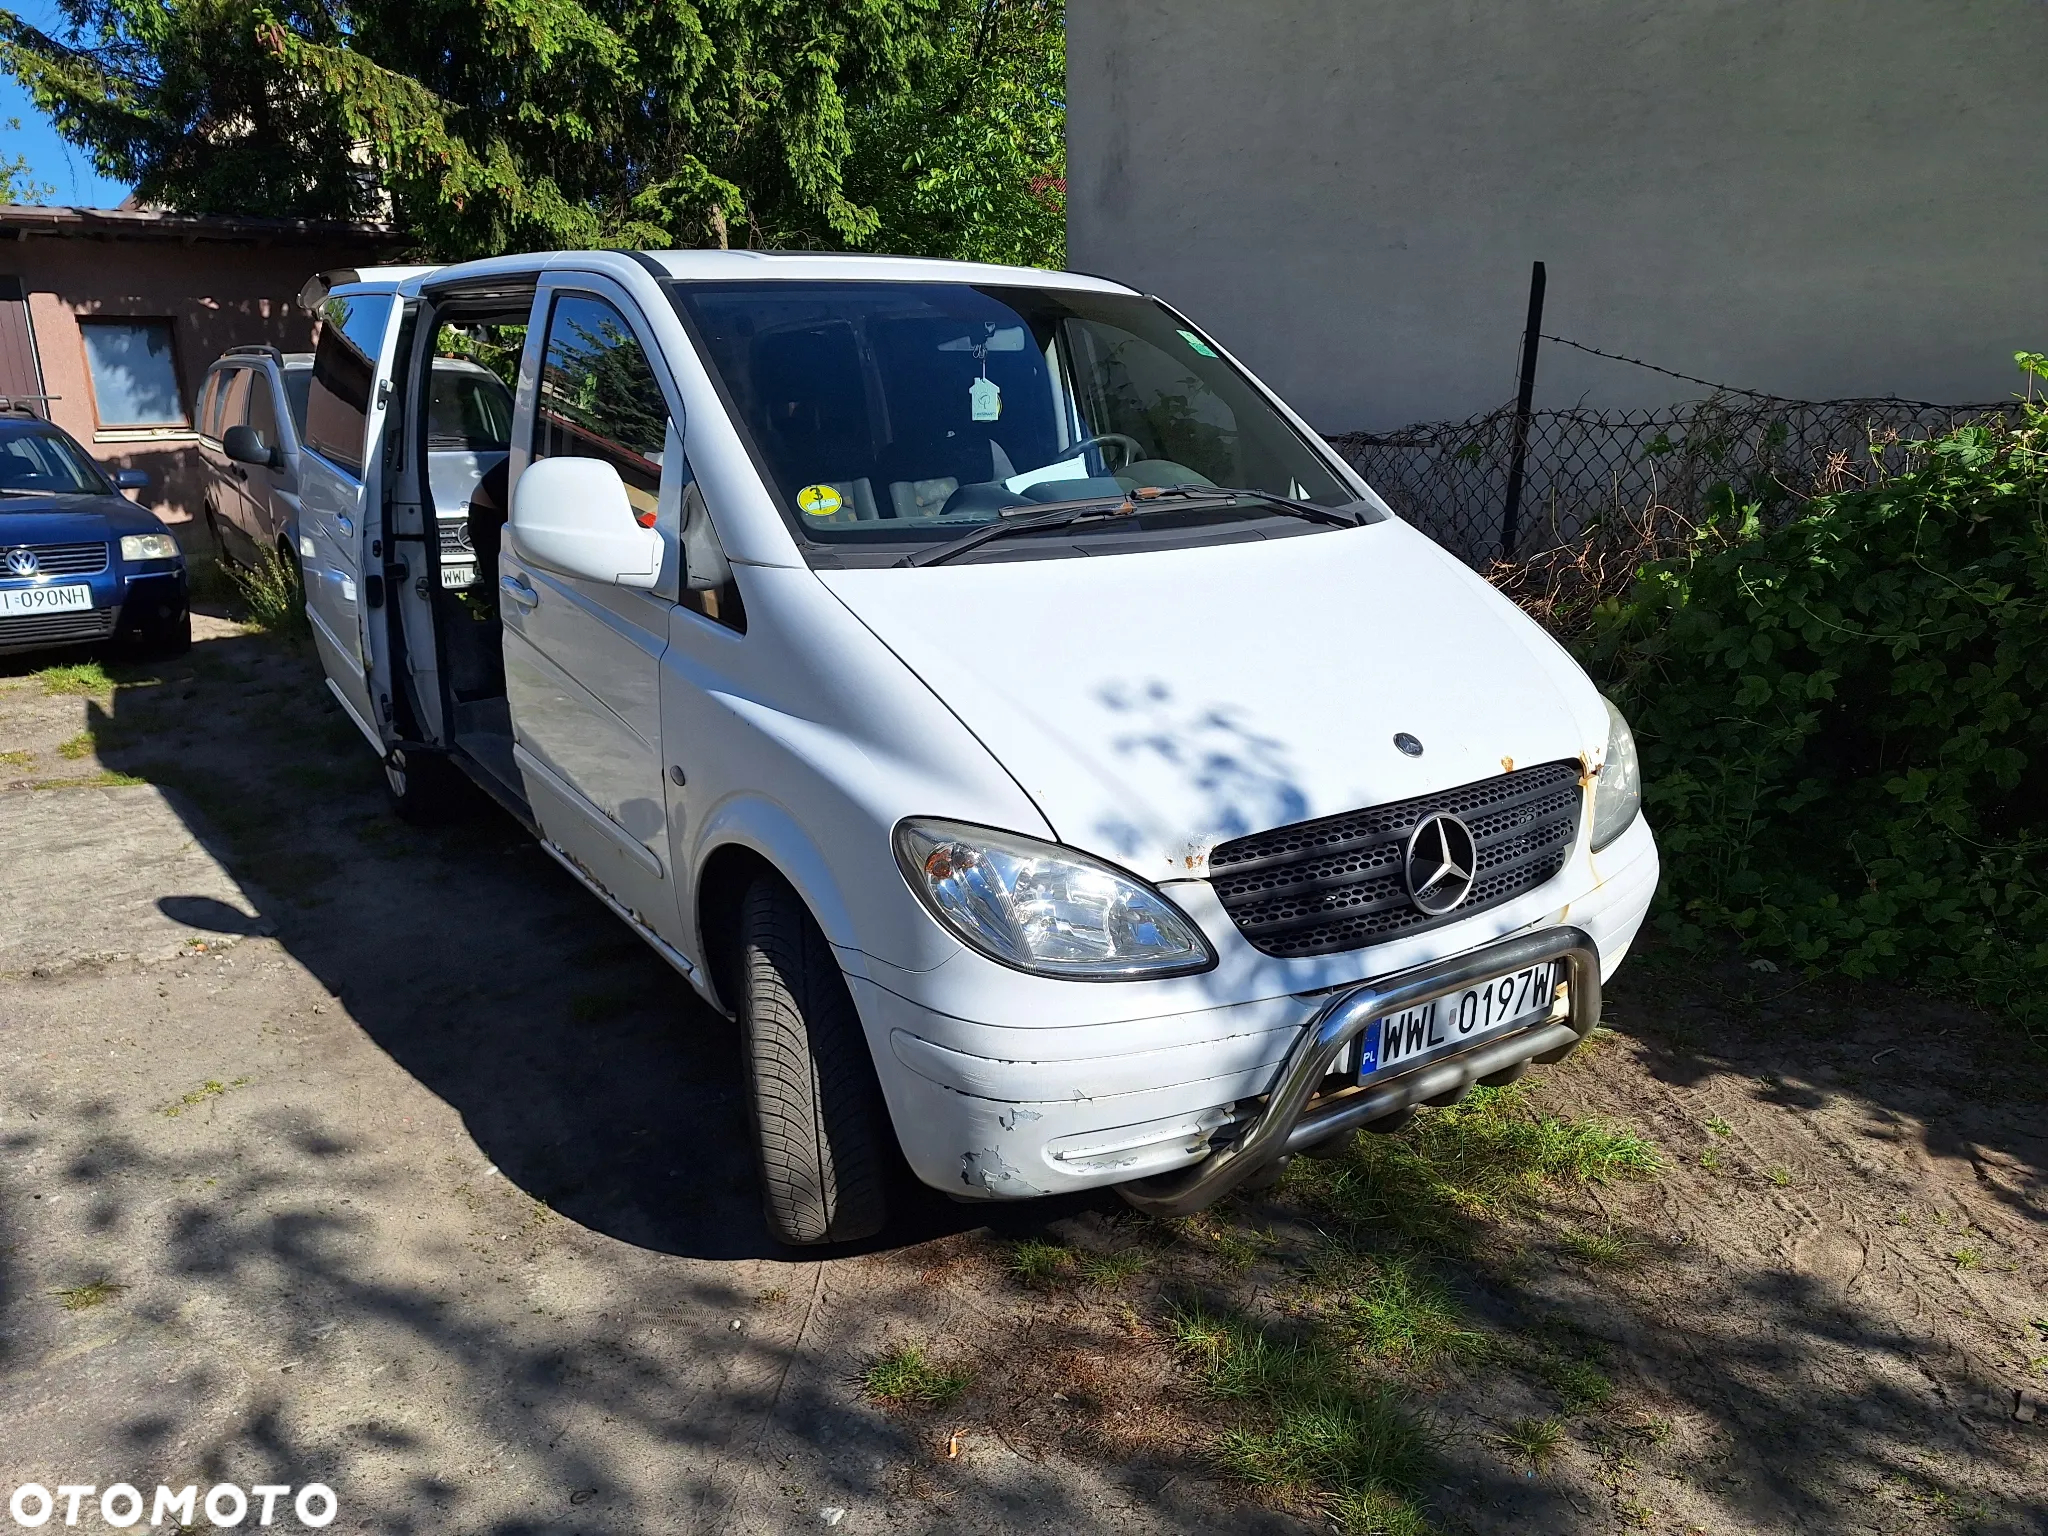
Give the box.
[7,1484,336,1529]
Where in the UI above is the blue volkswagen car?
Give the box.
[0,410,189,659]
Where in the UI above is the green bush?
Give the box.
[1580,361,2048,1032]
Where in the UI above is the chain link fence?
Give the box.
[1328,394,2020,569]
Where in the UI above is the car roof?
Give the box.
[344,249,1140,301]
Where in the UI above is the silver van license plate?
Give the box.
[1353,960,1565,1080]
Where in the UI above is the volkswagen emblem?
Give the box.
[1393,732,1423,758]
[5,547,37,578]
[1404,813,1477,915]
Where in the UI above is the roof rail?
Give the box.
[222,344,283,360]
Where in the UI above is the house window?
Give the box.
[79,318,186,427]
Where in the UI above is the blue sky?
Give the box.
[2,0,131,207]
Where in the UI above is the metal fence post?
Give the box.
[1500,261,1547,559]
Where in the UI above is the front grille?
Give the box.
[0,606,116,647]
[1210,760,1584,958]
[4,541,110,575]
[438,522,474,556]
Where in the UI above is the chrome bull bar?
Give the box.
[1116,926,1602,1217]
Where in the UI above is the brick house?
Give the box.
[0,204,396,525]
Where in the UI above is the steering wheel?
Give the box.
[1069,433,1146,472]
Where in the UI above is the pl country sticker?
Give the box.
[797,484,844,516]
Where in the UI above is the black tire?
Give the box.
[148,611,193,659]
[382,744,461,825]
[738,875,889,1245]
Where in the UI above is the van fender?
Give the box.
[687,792,872,989]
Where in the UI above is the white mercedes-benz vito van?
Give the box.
[292,251,1657,1245]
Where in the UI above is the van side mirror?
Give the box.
[509,456,662,590]
[222,424,277,468]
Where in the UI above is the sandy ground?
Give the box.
[1,612,2042,1534]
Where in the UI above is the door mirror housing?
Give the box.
[509,456,662,590]
[110,468,150,493]
[222,423,277,468]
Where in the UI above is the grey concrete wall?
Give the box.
[1067,0,2048,432]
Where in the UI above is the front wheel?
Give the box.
[739,875,889,1245]
[383,745,461,825]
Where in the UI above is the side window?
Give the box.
[247,373,281,455]
[218,368,252,432]
[532,294,669,519]
[195,372,221,441]
[305,293,396,476]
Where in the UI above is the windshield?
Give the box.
[0,423,110,496]
[427,361,514,451]
[670,281,1363,563]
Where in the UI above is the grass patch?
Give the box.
[161,1076,251,1118]
[1765,1165,1793,1188]
[1009,1238,1075,1288]
[1076,1248,1150,1289]
[0,748,31,769]
[27,769,147,789]
[1697,1147,1725,1173]
[1321,1255,1486,1370]
[1499,1415,1564,1469]
[1292,1083,1660,1249]
[862,1344,971,1409]
[1170,1305,1431,1528]
[1521,1345,1613,1414]
[1170,1213,1279,1269]
[53,1279,127,1312]
[36,659,116,697]
[1559,1227,1643,1269]
[55,731,93,760]
[1705,1115,1732,1137]
[223,545,307,642]
[1951,1246,1982,1270]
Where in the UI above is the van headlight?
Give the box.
[895,818,1215,979]
[120,533,181,563]
[1590,698,1643,851]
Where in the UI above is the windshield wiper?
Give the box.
[1126,484,1363,527]
[901,494,1139,568]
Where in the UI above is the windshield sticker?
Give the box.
[796,484,844,517]
[969,376,1002,422]
[1177,329,1218,359]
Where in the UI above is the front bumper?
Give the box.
[860,809,1659,1205]
[1116,925,1599,1215]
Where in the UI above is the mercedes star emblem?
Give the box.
[1404,812,1477,915]
[1393,732,1423,757]
[5,548,38,578]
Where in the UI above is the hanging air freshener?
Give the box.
[968,323,1002,421]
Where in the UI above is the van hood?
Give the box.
[817,520,1607,881]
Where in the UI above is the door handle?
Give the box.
[500,574,539,610]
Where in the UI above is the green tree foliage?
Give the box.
[0,0,1066,264]
[848,0,1064,265]
[1580,357,2048,1032]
